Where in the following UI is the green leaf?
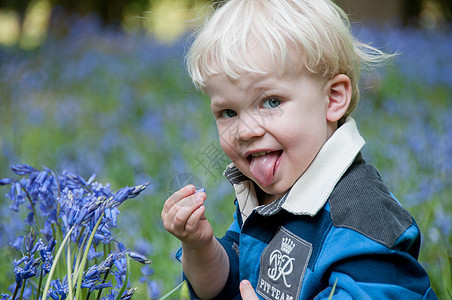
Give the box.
[157,280,187,300]
[75,214,105,300]
[328,278,338,300]
[42,226,75,300]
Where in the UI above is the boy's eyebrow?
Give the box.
[210,83,280,108]
[210,97,229,111]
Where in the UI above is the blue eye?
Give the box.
[262,98,281,109]
[221,109,237,118]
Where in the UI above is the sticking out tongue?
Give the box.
[249,151,281,186]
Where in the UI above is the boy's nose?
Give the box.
[236,114,266,141]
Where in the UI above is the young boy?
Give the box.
[161,0,437,299]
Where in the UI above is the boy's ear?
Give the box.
[326,74,351,122]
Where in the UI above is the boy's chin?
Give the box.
[254,183,288,204]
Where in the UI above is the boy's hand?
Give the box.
[161,185,213,248]
[240,280,259,300]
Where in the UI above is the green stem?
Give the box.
[51,223,64,279]
[72,228,89,288]
[74,214,104,300]
[18,279,26,300]
[11,282,20,300]
[36,268,43,300]
[21,183,42,238]
[157,280,186,300]
[95,268,111,300]
[67,240,74,300]
[41,226,75,300]
[115,255,130,300]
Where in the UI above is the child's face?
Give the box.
[206,69,338,202]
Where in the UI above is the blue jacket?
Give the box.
[183,118,437,299]
[212,156,436,299]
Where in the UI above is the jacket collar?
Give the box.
[224,117,365,221]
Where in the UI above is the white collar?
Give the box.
[224,117,365,220]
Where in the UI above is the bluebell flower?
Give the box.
[140,264,154,277]
[39,238,56,276]
[91,181,112,197]
[81,264,114,292]
[128,251,151,264]
[24,230,37,253]
[1,163,151,297]
[48,277,68,300]
[13,256,30,267]
[29,170,48,201]
[11,164,37,176]
[88,245,104,261]
[14,266,24,285]
[25,211,34,226]
[13,256,42,287]
[98,253,115,269]
[29,238,43,255]
[9,182,25,211]
[148,281,161,299]
[0,178,13,185]
[113,187,131,203]
[104,206,119,228]
[60,170,88,189]
[117,242,127,252]
[113,182,150,205]
[133,238,154,257]
[21,257,41,279]
[119,287,137,300]
[41,209,57,239]
[138,264,161,298]
[92,281,114,291]
[112,256,128,287]
[94,228,113,244]
[10,236,24,251]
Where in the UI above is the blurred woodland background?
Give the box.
[0,0,451,299]
[0,0,451,48]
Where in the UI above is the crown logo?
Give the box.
[281,237,295,255]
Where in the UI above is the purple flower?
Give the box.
[25,211,34,226]
[128,251,151,264]
[101,289,117,300]
[0,178,13,185]
[9,182,25,211]
[92,281,114,291]
[119,287,137,300]
[11,164,37,176]
[48,277,68,300]
[113,182,150,205]
[148,281,161,299]
[13,256,42,286]
[1,163,152,297]
[112,256,128,287]
[39,238,56,276]
[10,236,24,251]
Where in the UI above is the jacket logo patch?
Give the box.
[257,227,312,300]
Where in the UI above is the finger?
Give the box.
[240,280,259,300]
[184,205,206,232]
[163,184,196,213]
[171,194,205,232]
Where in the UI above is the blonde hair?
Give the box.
[187,0,393,115]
